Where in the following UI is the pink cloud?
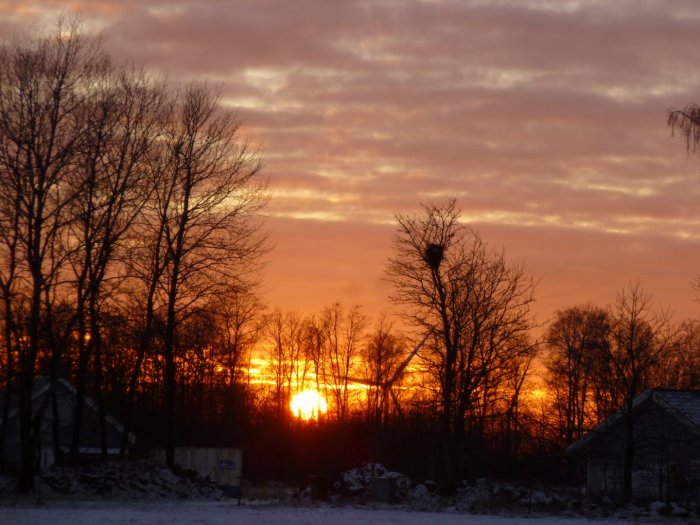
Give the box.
[3,0,700,324]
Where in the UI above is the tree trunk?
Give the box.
[622,396,634,502]
[163,273,180,469]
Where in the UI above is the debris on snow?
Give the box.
[0,460,224,500]
[335,463,412,503]
[3,459,700,521]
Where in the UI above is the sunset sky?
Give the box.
[2,1,700,326]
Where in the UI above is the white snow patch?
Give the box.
[0,501,672,525]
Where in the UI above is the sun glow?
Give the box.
[531,388,548,401]
[290,389,328,421]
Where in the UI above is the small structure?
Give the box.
[0,377,135,471]
[567,389,700,501]
[154,447,242,499]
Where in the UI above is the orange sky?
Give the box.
[3,0,700,326]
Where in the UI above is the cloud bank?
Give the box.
[3,0,700,321]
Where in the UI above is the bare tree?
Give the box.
[386,199,537,489]
[604,282,675,501]
[0,20,110,491]
[319,303,366,422]
[668,103,700,155]
[67,67,166,458]
[0,150,21,472]
[499,335,536,460]
[304,314,326,418]
[210,285,262,437]
[145,84,267,467]
[545,304,610,446]
[264,309,307,417]
[656,319,700,389]
[360,318,406,424]
[214,284,262,389]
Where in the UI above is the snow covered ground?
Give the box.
[0,501,673,525]
[0,462,690,524]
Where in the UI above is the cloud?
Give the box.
[3,0,700,321]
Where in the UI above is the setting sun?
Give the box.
[290,389,328,421]
[531,388,548,401]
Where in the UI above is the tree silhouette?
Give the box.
[386,199,537,489]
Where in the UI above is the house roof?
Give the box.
[565,389,700,455]
[652,389,700,429]
[0,376,135,445]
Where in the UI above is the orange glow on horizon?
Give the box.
[290,389,328,421]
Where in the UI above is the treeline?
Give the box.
[3,19,700,496]
[253,227,700,488]
[255,300,544,483]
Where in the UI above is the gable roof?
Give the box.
[0,376,135,446]
[566,389,700,455]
